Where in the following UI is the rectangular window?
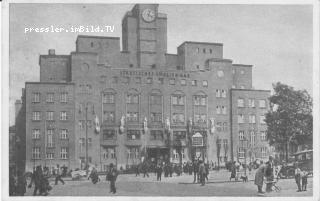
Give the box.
[238,98,244,107]
[150,95,162,105]
[172,113,185,124]
[194,114,206,123]
[172,95,184,106]
[216,122,222,132]
[126,112,139,122]
[147,77,153,84]
[79,120,85,130]
[216,106,221,114]
[32,111,41,121]
[87,138,92,146]
[103,129,116,140]
[46,153,54,159]
[79,138,85,153]
[127,130,141,140]
[173,149,179,159]
[60,111,67,121]
[216,89,221,98]
[221,106,227,114]
[173,131,187,140]
[221,90,227,98]
[46,93,54,103]
[126,94,139,104]
[103,94,115,104]
[260,115,266,124]
[250,131,255,145]
[103,111,115,122]
[32,92,40,103]
[60,92,68,103]
[202,80,208,87]
[249,99,255,108]
[249,115,256,124]
[60,129,68,139]
[110,148,116,159]
[191,80,197,86]
[158,78,164,84]
[32,129,40,139]
[222,122,228,131]
[259,100,266,108]
[150,130,164,140]
[261,147,267,158]
[238,114,244,124]
[60,147,68,159]
[150,112,162,122]
[180,79,186,86]
[47,129,54,147]
[194,96,206,106]
[169,78,175,85]
[261,131,267,141]
[127,147,140,159]
[238,147,245,158]
[32,147,40,159]
[46,111,54,121]
[239,131,244,140]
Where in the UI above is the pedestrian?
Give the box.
[265,156,274,192]
[254,161,267,194]
[143,162,149,178]
[169,163,173,177]
[55,165,65,185]
[156,163,163,181]
[29,165,47,196]
[193,160,199,183]
[230,161,237,181]
[107,163,118,194]
[199,160,206,186]
[135,164,140,176]
[204,163,209,181]
[294,163,302,192]
[301,168,308,191]
[89,167,99,184]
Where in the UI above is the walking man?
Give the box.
[294,163,302,192]
[254,161,267,195]
[55,165,65,185]
[107,163,118,194]
[199,160,206,186]
[156,163,163,181]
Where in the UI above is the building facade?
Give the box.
[20,4,272,172]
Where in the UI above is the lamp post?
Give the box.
[85,103,89,171]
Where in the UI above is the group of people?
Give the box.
[254,156,275,194]
[294,164,309,192]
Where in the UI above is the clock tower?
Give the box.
[122,4,167,69]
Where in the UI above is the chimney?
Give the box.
[48,49,55,55]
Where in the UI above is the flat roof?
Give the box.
[233,64,253,67]
[178,41,223,47]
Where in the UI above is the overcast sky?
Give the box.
[9,4,313,125]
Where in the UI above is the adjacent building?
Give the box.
[16,4,272,172]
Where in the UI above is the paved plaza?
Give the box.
[24,170,313,197]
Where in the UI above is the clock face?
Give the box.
[142,9,155,22]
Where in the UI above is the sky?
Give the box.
[9,3,313,126]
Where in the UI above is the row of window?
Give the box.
[32,111,69,121]
[238,99,266,108]
[238,114,266,124]
[32,92,68,103]
[32,147,68,159]
[238,147,268,158]
[238,130,267,141]
[110,76,209,87]
[32,129,69,140]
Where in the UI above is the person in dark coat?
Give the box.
[142,162,149,178]
[230,161,237,181]
[169,163,173,177]
[107,163,118,194]
[135,164,140,176]
[265,156,274,192]
[199,160,206,186]
[29,166,47,196]
[193,160,199,183]
[204,163,209,181]
[156,163,163,181]
[254,161,267,194]
[89,167,99,184]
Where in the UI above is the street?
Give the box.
[24,170,313,197]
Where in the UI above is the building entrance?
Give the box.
[147,147,170,164]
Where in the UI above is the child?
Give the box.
[301,169,308,191]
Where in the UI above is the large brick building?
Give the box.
[18,4,272,172]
